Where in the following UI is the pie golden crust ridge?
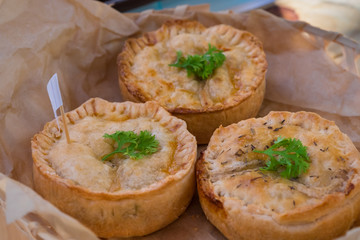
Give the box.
[31,98,197,238]
[117,20,267,144]
[196,111,360,240]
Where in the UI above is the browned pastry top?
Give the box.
[118,20,267,113]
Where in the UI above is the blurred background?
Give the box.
[99,0,360,43]
[101,0,274,12]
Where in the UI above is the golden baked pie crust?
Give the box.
[118,20,267,143]
[32,98,197,238]
[196,111,360,240]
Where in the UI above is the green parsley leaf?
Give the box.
[253,136,310,179]
[169,44,226,80]
[102,130,159,161]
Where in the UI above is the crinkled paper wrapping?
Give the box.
[0,0,360,239]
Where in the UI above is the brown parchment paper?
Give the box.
[1,0,360,239]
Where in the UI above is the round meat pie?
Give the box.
[118,20,267,144]
[197,111,360,240]
[31,98,197,238]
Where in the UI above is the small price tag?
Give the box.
[47,73,63,129]
[47,73,70,143]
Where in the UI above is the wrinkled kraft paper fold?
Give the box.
[0,0,360,239]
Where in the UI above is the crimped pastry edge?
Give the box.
[31,98,197,238]
[196,111,360,240]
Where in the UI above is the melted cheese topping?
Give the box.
[204,114,357,216]
[131,31,259,110]
[48,116,177,192]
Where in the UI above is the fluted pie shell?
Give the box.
[31,98,197,238]
[196,111,360,240]
[118,20,267,144]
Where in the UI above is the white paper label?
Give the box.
[47,73,63,128]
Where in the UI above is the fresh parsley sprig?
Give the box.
[102,130,159,161]
[254,136,310,179]
[169,44,226,80]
